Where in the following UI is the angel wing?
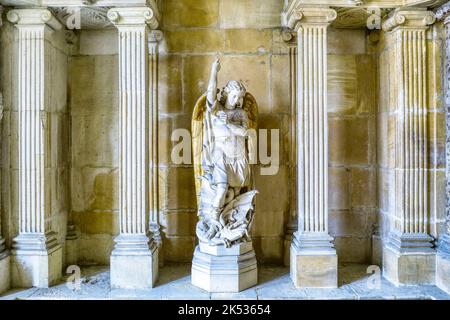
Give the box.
[191,91,259,207]
[192,93,207,207]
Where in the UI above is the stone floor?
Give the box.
[1,263,449,300]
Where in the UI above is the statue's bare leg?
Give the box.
[211,182,228,220]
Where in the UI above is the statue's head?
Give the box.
[221,80,246,110]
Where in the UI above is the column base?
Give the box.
[383,244,436,286]
[290,233,338,288]
[110,234,159,289]
[0,238,10,293]
[436,234,450,293]
[11,232,62,288]
[191,241,258,293]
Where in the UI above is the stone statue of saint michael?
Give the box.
[192,58,258,247]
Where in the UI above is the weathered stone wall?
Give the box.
[69,30,118,265]
[377,21,446,252]
[327,29,378,263]
[68,0,379,264]
[0,20,70,256]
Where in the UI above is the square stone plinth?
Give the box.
[383,246,436,286]
[0,253,10,293]
[436,253,450,294]
[191,243,258,293]
[290,245,338,288]
[12,246,63,288]
[110,247,159,289]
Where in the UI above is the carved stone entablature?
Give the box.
[331,6,392,29]
[436,1,450,24]
[0,0,158,7]
[51,6,113,29]
[382,8,436,32]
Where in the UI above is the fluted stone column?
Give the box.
[286,7,338,288]
[148,30,163,266]
[436,2,450,294]
[0,6,10,292]
[381,8,436,286]
[107,6,159,289]
[282,30,298,267]
[6,8,63,288]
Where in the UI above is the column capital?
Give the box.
[107,6,158,29]
[382,8,435,32]
[281,29,297,46]
[285,7,337,30]
[7,8,62,30]
[436,2,450,25]
[148,29,163,43]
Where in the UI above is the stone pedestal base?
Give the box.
[383,245,436,286]
[110,235,159,289]
[191,241,258,293]
[0,252,10,294]
[11,233,62,288]
[290,234,338,288]
[436,252,450,294]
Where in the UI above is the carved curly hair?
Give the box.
[219,80,247,107]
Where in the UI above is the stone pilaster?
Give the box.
[7,8,63,288]
[436,2,450,294]
[287,7,338,288]
[64,30,79,268]
[107,6,159,289]
[148,29,163,267]
[0,5,10,292]
[381,8,437,286]
[282,30,298,267]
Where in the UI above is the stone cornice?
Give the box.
[382,8,435,31]
[436,2,450,24]
[281,0,447,28]
[285,7,338,30]
[0,0,157,7]
[7,8,62,30]
[107,6,158,29]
